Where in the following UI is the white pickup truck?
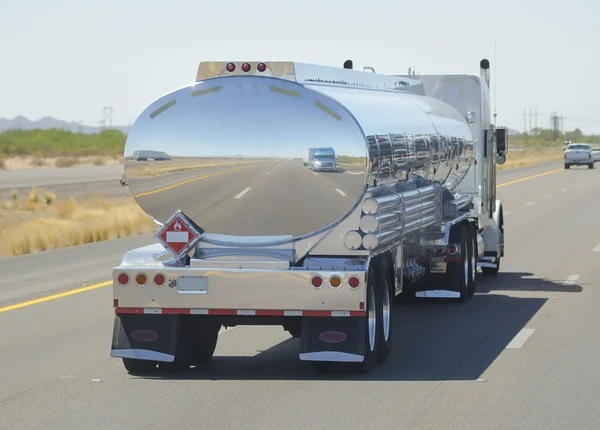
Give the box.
[564,143,594,169]
[592,147,600,163]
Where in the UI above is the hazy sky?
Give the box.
[2,0,598,134]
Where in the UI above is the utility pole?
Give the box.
[535,108,538,134]
[102,107,115,130]
[551,111,560,141]
[524,108,527,133]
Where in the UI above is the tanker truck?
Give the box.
[109,58,508,374]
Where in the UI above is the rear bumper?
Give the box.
[112,265,367,313]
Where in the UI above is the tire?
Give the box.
[352,266,379,373]
[564,164,570,169]
[467,226,477,297]
[588,163,594,169]
[122,358,157,374]
[447,225,470,302]
[376,259,393,363]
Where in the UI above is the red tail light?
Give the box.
[348,276,360,289]
[154,273,166,286]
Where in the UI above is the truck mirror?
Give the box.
[496,127,507,153]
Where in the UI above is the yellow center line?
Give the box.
[132,162,268,198]
[0,281,112,313]
[497,167,562,188]
[0,166,564,314]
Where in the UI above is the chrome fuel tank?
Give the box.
[124,62,474,244]
[306,84,475,190]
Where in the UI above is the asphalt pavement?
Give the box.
[134,159,366,236]
[2,161,600,429]
[0,165,123,189]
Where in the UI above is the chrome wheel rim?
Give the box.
[382,280,390,342]
[368,286,376,351]
[463,246,469,287]
[471,239,476,282]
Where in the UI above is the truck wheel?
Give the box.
[376,259,393,363]
[352,266,379,373]
[564,164,570,169]
[447,225,469,302]
[122,358,157,374]
[588,163,594,169]
[467,226,477,297]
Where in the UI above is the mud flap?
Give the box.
[298,316,365,363]
[110,313,178,363]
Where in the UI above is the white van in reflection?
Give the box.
[132,150,171,161]
[303,147,340,172]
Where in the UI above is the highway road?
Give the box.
[133,159,366,236]
[2,161,600,429]
[0,165,123,189]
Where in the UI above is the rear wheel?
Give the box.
[376,259,393,363]
[447,225,470,302]
[588,163,594,169]
[467,226,477,296]
[352,266,379,373]
[564,164,570,169]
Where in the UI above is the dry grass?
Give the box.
[127,159,270,178]
[0,155,122,170]
[0,187,156,257]
[498,146,564,170]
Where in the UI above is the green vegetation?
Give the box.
[511,127,600,148]
[0,128,126,159]
[337,155,366,165]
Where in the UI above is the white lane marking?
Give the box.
[313,172,318,176]
[526,201,535,206]
[335,188,346,196]
[563,274,580,285]
[561,188,567,192]
[266,172,271,175]
[506,328,536,349]
[546,194,553,198]
[345,171,365,175]
[234,187,251,199]
[593,244,600,252]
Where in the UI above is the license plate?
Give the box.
[177,276,208,294]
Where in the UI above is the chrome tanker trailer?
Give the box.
[110,58,508,374]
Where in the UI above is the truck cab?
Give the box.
[307,147,339,172]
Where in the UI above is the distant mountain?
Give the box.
[0,115,520,137]
[0,116,130,135]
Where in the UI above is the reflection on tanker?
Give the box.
[122,73,474,238]
[123,75,369,237]
[366,132,473,186]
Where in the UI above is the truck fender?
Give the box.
[481,199,503,256]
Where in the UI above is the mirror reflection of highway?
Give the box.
[132,159,366,236]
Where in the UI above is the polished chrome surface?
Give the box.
[124,62,479,258]
[114,248,369,311]
[306,85,475,190]
[124,75,369,240]
[196,61,426,95]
